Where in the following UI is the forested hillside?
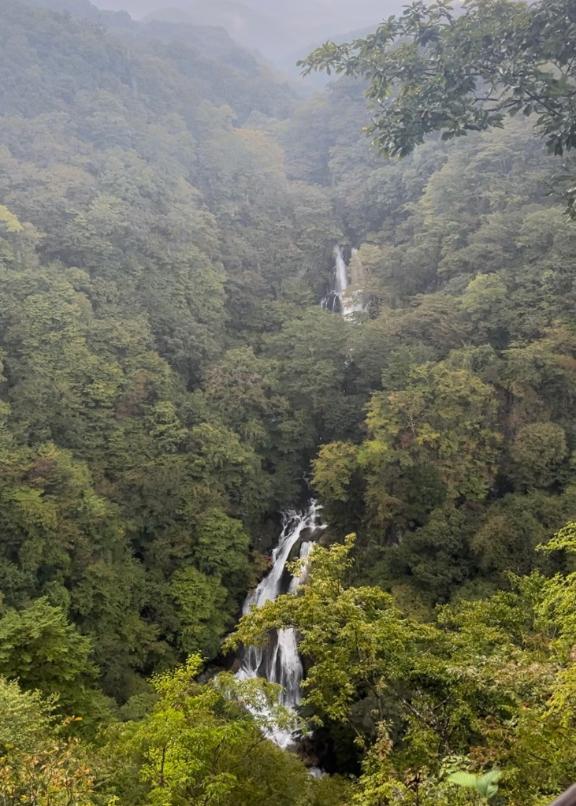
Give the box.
[287,79,576,605]
[0,0,346,701]
[1,0,576,802]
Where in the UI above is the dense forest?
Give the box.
[1,0,576,802]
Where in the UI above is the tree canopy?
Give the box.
[302,0,576,160]
[1,0,576,801]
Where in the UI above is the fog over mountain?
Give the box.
[91,0,402,70]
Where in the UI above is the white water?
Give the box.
[322,246,365,318]
[237,502,324,748]
[334,245,349,302]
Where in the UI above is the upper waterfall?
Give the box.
[323,245,365,318]
[334,245,349,301]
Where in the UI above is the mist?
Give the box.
[91,0,403,70]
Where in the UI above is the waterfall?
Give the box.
[236,502,324,748]
[334,245,349,302]
[324,246,365,318]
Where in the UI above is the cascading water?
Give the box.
[322,246,365,317]
[334,245,350,306]
[236,502,324,748]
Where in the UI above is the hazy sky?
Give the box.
[96,0,391,25]
[93,0,400,64]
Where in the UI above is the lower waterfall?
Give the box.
[236,502,324,748]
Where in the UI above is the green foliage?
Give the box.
[229,526,576,803]
[0,677,95,804]
[302,0,576,164]
[0,205,23,233]
[0,0,345,699]
[101,656,350,806]
[227,537,437,730]
[0,600,82,678]
[509,421,568,489]
[169,567,231,658]
[447,769,501,801]
[4,0,576,801]
[0,599,99,712]
[288,79,576,603]
[313,443,359,504]
[364,362,501,505]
